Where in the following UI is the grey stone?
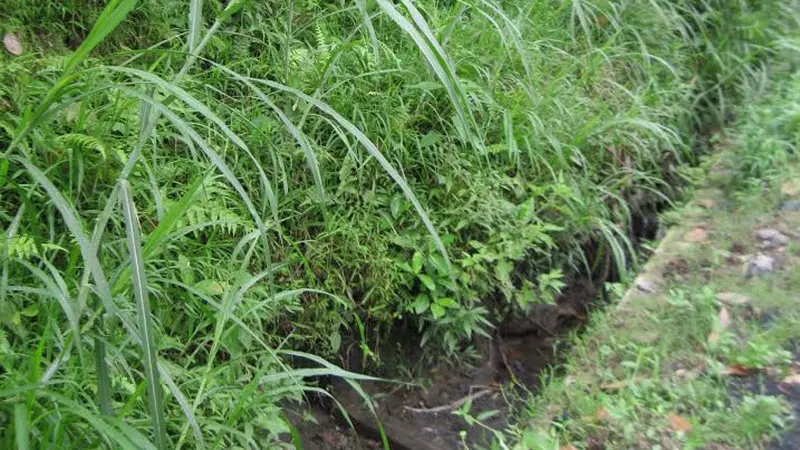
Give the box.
[756,228,788,242]
[778,200,800,211]
[756,228,789,248]
[635,278,658,294]
[745,254,775,278]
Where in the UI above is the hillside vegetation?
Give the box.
[0,0,797,448]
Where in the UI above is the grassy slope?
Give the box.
[503,63,800,450]
[0,0,798,448]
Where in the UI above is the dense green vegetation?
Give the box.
[0,0,796,448]
[505,58,800,449]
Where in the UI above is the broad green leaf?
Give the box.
[65,0,137,73]
[412,295,430,315]
[418,274,436,291]
[437,297,458,309]
[430,303,445,319]
[390,195,402,218]
[330,332,342,353]
[411,252,424,274]
[142,172,206,259]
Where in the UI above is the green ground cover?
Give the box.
[503,55,800,450]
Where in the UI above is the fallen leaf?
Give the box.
[600,380,628,391]
[669,414,692,432]
[697,199,715,208]
[3,33,22,55]
[779,373,800,394]
[673,368,701,380]
[684,227,708,242]
[781,374,800,385]
[720,364,752,376]
[595,407,609,421]
[708,306,731,344]
[718,306,731,328]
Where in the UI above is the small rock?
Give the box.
[756,228,789,249]
[684,227,708,242]
[635,277,658,294]
[716,292,750,306]
[745,254,775,278]
[778,200,800,211]
[755,228,788,242]
[3,33,22,55]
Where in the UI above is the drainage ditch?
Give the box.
[284,210,663,449]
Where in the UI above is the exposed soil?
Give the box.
[280,201,667,450]
[285,281,600,449]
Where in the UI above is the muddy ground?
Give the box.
[283,281,601,449]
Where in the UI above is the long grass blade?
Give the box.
[14,403,29,450]
[375,0,480,149]
[188,0,203,54]
[119,180,167,450]
[246,75,452,270]
[159,366,206,450]
[106,66,281,223]
[95,338,113,416]
[356,0,380,63]
[11,157,116,315]
[114,86,276,292]
[207,65,325,202]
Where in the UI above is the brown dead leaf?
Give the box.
[3,33,22,55]
[778,374,800,394]
[599,380,628,391]
[781,178,800,197]
[684,227,708,242]
[781,374,800,385]
[716,292,750,306]
[674,367,702,380]
[697,199,715,209]
[720,364,753,376]
[708,306,731,345]
[669,414,692,432]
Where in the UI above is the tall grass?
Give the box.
[1,0,797,447]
